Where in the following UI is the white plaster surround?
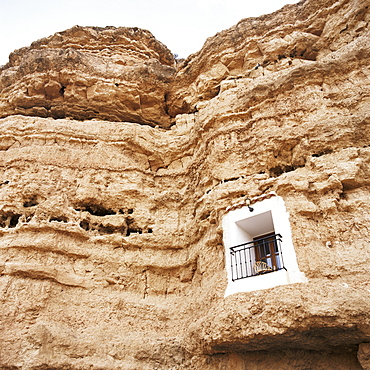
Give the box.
[222,195,307,297]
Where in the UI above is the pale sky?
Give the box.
[0,0,299,66]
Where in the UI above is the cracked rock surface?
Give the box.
[0,26,175,127]
[0,0,370,368]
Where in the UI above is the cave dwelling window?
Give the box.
[222,193,307,296]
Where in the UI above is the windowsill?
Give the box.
[225,269,307,297]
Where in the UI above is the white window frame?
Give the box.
[222,195,307,297]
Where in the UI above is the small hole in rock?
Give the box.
[98,225,115,234]
[24,197,38,207]
[200,212,210,221]
[0,216,7,228]
[269,165,295,177]
[78,204,115,216]
[127,228,142,235]
[9,214,21,228]
[50,216,68,223]
[80,220,90,231]
[340,192,347,200]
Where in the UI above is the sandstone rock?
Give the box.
[0,0,370,368]
[166,0,370,117]
[0,26,175,127]
[358,343,370,370]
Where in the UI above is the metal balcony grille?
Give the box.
[230,233,286,281]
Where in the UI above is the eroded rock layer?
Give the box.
[0,26,175,127]
[0,0,370,368]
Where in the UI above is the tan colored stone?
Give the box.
[358,343,370,370]
[0,0,370,368]
[0,26,175,127]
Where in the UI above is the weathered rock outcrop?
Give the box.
[0,26,175,127]
[167,0,370,116]
[0,0,369,368]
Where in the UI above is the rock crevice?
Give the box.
[0,0,370,368]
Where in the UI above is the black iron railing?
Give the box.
[230,233,286,281]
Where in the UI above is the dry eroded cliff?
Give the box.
[0,0,370,368]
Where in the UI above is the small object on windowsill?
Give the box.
[253,261,272,275]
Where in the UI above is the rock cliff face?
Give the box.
[0,0,370,368]
[0,27,175,127]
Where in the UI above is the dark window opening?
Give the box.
[254,232,282,271]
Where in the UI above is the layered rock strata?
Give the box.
[0,27,175,127]
[0,0,370,368]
